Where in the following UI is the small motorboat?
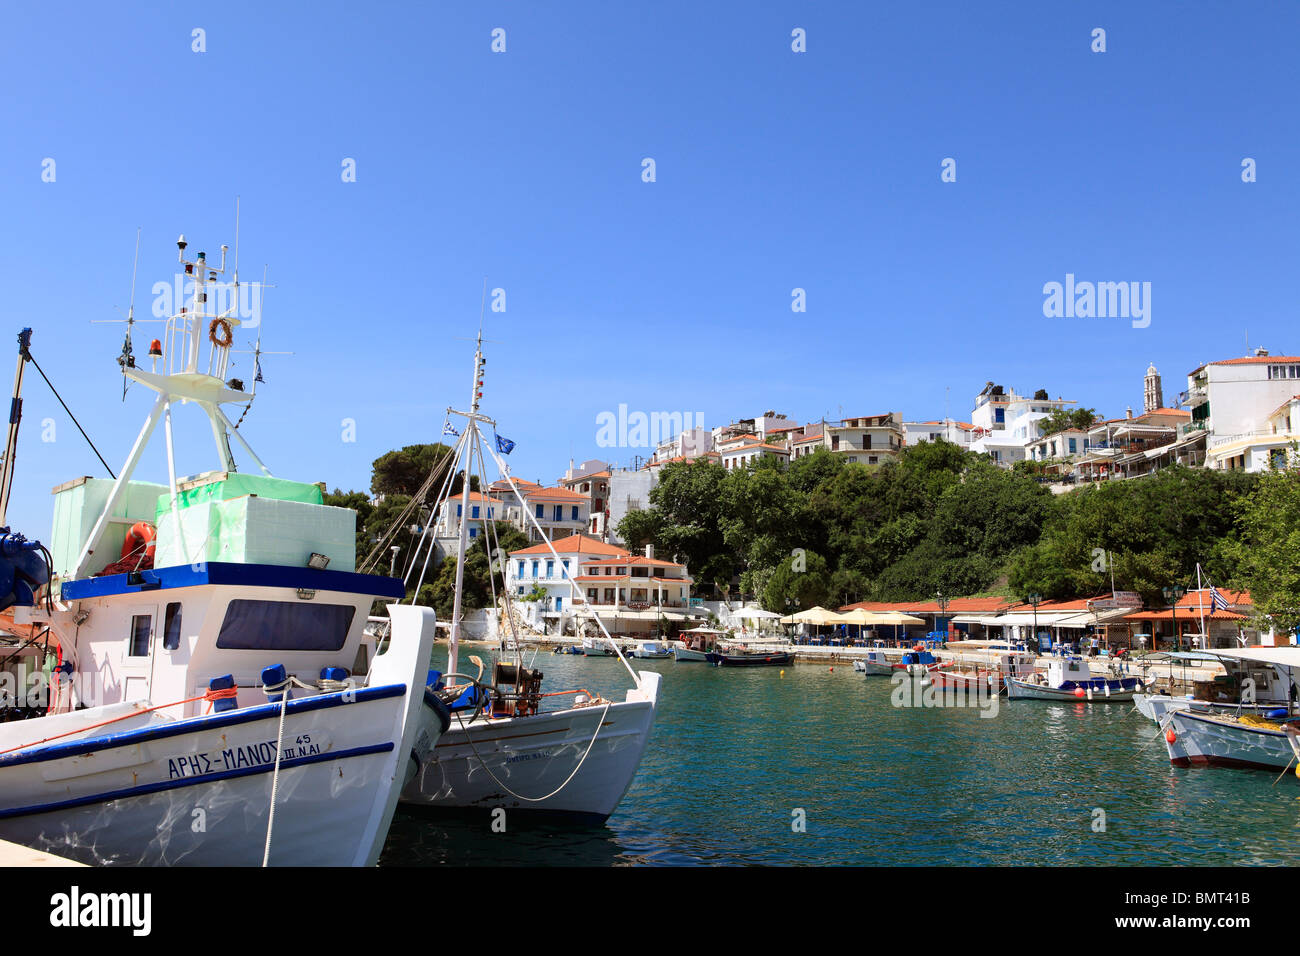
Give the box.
[855,648,894,676]
[1005,657,1142,701]
[893,649,948,677]
[633,641,672,660]
[706,650,794,667]
[673,647,710,662]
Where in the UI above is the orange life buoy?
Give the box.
[208,318,234,348]
[122,521,157,564]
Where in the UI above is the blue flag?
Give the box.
[255,357,265,384]
[496,434,515,455]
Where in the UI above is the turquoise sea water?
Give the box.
[379,655,1300,866]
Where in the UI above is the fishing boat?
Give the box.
[931,650,1037,694]
[1005,657,1143,701]
[705,650,794,667]
[396,332,661,824]
[1159,647,1300,772]
[674,647,710,662]
[894,648,948,677]
[0,233,437,865]
[633,641,672,659]
[854,647,894,675]
[1134,650,1297,723]
[674,625,723,662]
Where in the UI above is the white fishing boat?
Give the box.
[396,332,661,824]
[633,641,672,659]
[855,647,894,675]
[1134,649,1297,723]
[1005,657,1143,701]
[1160,646,1300,772]
[673,647,710,662]
[0,233,438,865]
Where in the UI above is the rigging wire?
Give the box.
[24,350,116,479]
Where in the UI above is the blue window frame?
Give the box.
[553,505,563,522]
[535,504,544,518]
[570,506,579,520]
[545,560,554,578]
[469,527,477,538]
[1068,438,1077,453]
[216,600,356,652]
[562,559,569,578]
[456,504,462,517]
[518,560,525,577]
[531,560,539,577]
[471,505,480,519]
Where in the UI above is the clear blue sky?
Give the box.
[2,2,1297,540]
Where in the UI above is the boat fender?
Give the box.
[1073,687,1086,698]
[1165,728,1177,744]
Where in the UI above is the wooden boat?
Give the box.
[931,651,1037,694]
[1163,709,1298,771]
[673,647,710,662]
[1005,657,1142,701]
[706,650,794,667]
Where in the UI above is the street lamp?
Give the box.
[1027,592,1042,653]
[1163,585,1186,652]
[935,589,950,640]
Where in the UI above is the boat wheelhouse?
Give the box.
[0,232,439,865]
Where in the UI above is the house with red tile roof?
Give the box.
[1187,349,1300,472]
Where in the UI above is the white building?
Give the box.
[903,420,977,449]
[1188,350,1300,472]
[821,413,903,466]
[605,466,658,545]
[719,439,790,470]
[559,459,612,537]
[494,485,590,543]
[652,426,713,463]
[968,384,1075,465]
[507,533,631,629]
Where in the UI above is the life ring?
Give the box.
[122,521,157,565]
[208,318,234,348]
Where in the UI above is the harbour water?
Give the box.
[380,654,1300,866]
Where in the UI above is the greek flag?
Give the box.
[443,422,459,437]
[254,357,264,384]
[496,434,515,455]
[1209,585,1231,612]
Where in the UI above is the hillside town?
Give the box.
[419,347,1299,650]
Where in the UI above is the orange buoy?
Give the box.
[1165,728,1177,744]
[1073,687,1086,698]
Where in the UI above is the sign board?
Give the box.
[1090,591,1143,610]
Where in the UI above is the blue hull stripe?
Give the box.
[0,742,395,821]
[0,683,407,769]
[61,561,405,601]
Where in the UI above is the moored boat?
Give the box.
[0,235,438,865]
[706,650,794,667]
[1006,657,1143,701]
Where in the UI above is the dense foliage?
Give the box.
[615,442,1283,619]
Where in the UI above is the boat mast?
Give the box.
[446,333,485,678]
[0,329,32,527]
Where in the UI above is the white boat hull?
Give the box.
[401,671,660,824]
[1164,710,1296,772]
[673,648,709,662]
[1006,678,1138,701]
[0,603,435,866]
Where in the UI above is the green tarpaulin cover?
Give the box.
[155,473,323,522]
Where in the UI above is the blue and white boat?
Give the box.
[0,236,439,866]
[1005,657,1142,701]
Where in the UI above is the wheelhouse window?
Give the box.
[128,614,152,657]
[163,602,183,650]
[216,600,356,651]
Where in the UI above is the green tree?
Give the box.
[1230,470,1300,634]
[1035,407,1100,437]
[762,549,831,612]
